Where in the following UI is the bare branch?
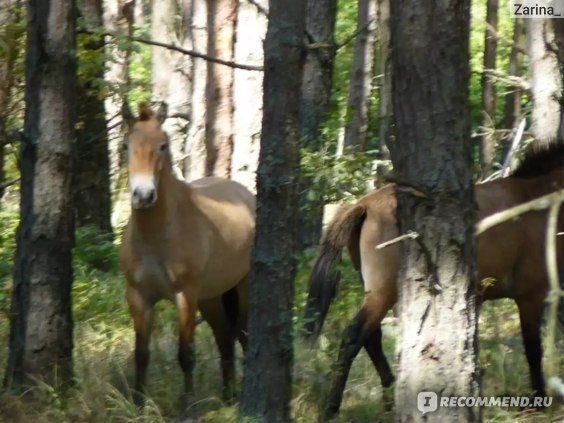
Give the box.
[0,178,20,191]
[83,29,264,71]
[335,19,374,51]
[486,22,526,55]
[500,118,526,177]
[484,69,530,91]
[476,189,564,235]
[376,230,419,249]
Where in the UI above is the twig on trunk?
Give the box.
[376,231,419,249]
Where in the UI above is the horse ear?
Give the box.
[122,101,135,128]
[156,102,168,124]
[138,102,153,121]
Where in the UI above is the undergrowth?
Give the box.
[0,214,562,422]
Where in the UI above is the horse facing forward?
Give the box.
[304,144,564,420]
[119,103,255,412]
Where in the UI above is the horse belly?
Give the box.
[198,252,249,300]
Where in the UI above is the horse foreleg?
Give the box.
[127,285,154,405]
[177,289,198,405]
[516,296,546,399]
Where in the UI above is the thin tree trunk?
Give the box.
[0,0,20,200]
[502,18,524,132]
[297,0,337,248]
[230,0,267,192]
[184,0,207,180]
[527,18,561,146]
[554,19,564,141]
[240,0,306,420]
[377,0,392,176]
[204,0,236,177]
[479,0,498,177]
[151,0,191,177]
[390,0,479,421]
[75,0,112,235]
[343,0,377,151]
[5,0,76,389]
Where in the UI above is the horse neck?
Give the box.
[527,170,564,199]
[131,168,189,239]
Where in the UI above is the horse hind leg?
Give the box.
[126,285,154,406]
[516,296,546,399]
[176,288,198,411]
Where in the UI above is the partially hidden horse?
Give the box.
[119,103,255,410]
[304,144,564,420]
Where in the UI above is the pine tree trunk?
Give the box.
[240,0,306,420]
[527,18,561,146]
[185,0,207,180]
[377,0,392,176]
[0,0,20,200]
[151,0,191,177]
[297,0,337,248]
[479,0,498,177]
[554,19,564,141]
[75,0,112,235]
[390,1,479,421]
[230,0,267,192]
[5,0,76,389]
[502,18,524,132]
[343,0,377,151]
[204,0,236,177]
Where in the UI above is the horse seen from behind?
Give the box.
[304,144,564,420]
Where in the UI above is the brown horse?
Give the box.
[119,103,255,410]
[304,144,564,420]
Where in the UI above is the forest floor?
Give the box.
[0,216,562,422]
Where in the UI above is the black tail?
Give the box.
[302,204,367,339]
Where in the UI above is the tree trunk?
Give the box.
[527,18,561,146]
[5,0,76,389]
[75,0,112,235]
[230,0,267,192]
[479,0,498,177]
[343,0,377,151]
[0,0,20,200]
[377,0,392,177]
[240,0,306,420]
[502,18,524,132]
[103,0,135,192]
[184,0,207,180]
[297,0,337,248]
[390,1,479,421]
[151,0,191,177]
[204,0,236,177]
[554,19,564,141]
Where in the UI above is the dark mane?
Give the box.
[510,143,564,178]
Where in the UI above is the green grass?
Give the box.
[0,219,562,422]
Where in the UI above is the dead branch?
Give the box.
[83,29,264,71]
[476,189,564,235]
[486,22,526,55]
[376,230,419,249]
[335,19,374,51]
[0,178,20,191]
[483,69,530,91]
[500,118,526,177]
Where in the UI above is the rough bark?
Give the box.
[230,0,267,192]
[5,0,76,389]
[75,0,112,234]
[0,0,20,200]
[151,0,191,177]
[240,0,306,420]
[390,1,479,421]
[502,18,524,132]
[527,18,561,147]
[479,0,498,177]
[377,0,392,176]
[343,0,377,151]
[297,0,337,248]
[204,0,236,177]
[184,0,207,180]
